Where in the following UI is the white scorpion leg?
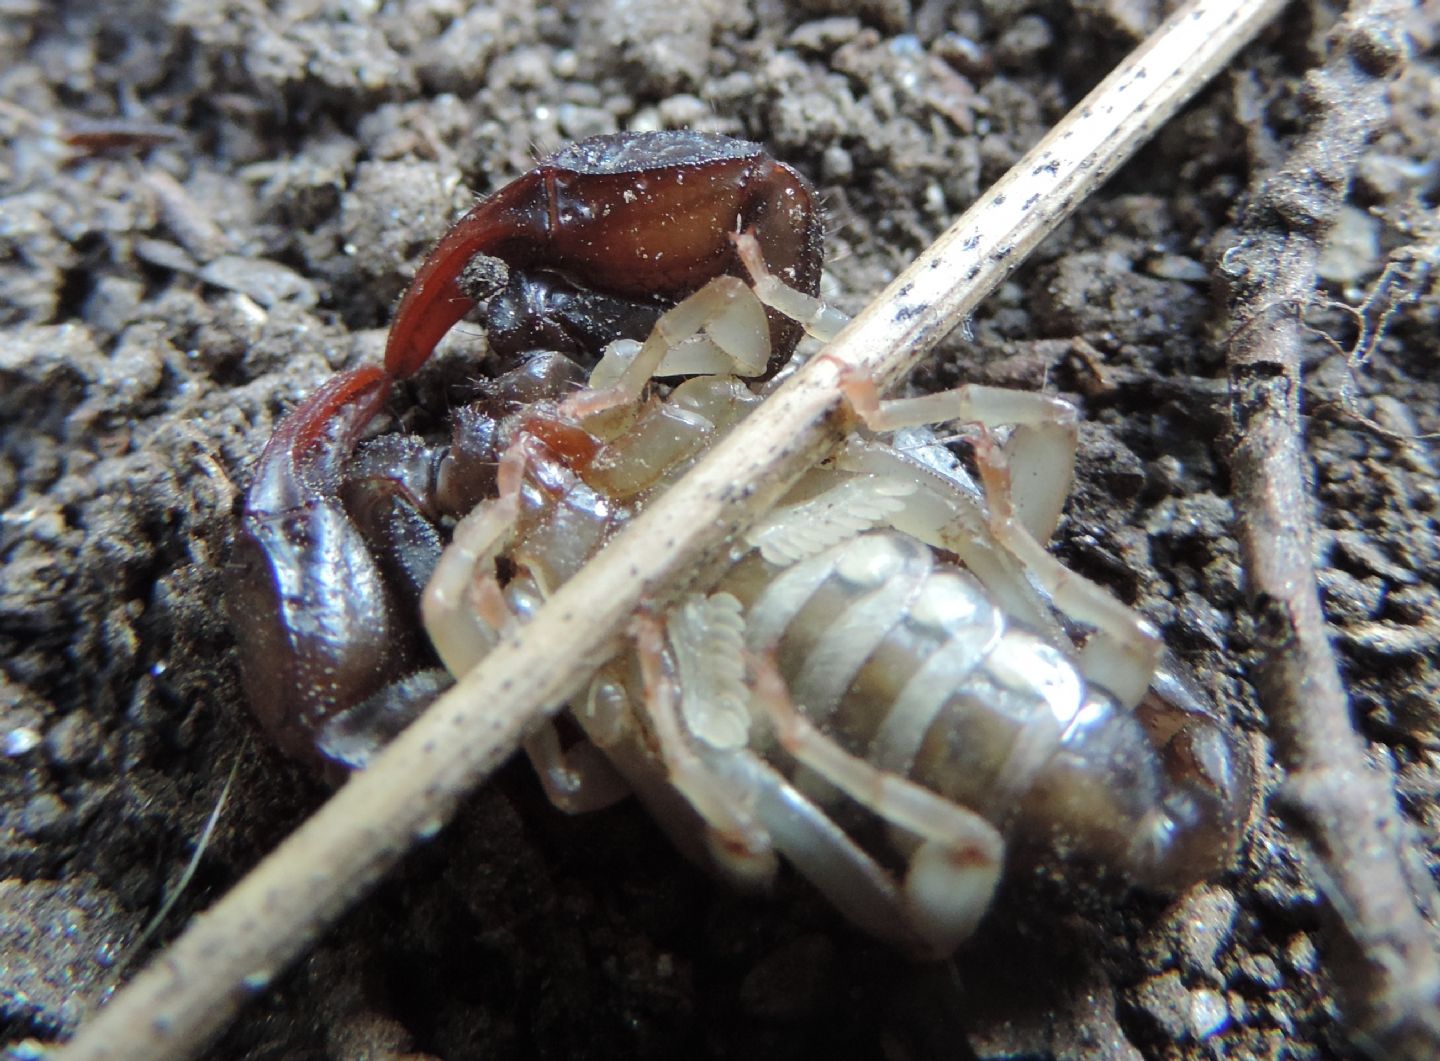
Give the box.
[971,428,1160,707]
[751,657,1004,957]
[838,372,1162,708]
[838,369,1078,543]
[421,438,628,813]
[732,230,848,342]
[563,276,773,419]
[520,718,631,815]
[421,440,526,677]
[633,596,982,952]
[564,230,845,420]
[631,612,780,889]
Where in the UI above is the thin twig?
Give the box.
[57,2,1287,1058]
[1219,1,1440,1056]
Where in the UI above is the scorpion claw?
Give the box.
[230,365,429,768]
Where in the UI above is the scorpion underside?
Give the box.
[235,297,1249,959]
[416,342,1249,958]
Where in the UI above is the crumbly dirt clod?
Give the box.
[2,1,1437,1058]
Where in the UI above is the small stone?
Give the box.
[1188,988,1230,1039]
[1227,990,1249,1023]
[994,15,1054,67]
[1143,254,1210,282]
[1316,204,1381,284]
[1139,885,1237,978]
[1237,953,1283,989]
[82,274,145,335]
[821,143,854,182]
[934,32,992,81]
[787,17,863,54]
[3,726,42,757]
[1132,972,1230,1042]
[1133,970,1190,1040]
[199,255,319,308]
[134,238,199,274]
[0,879,136,1034]
[655,94,712,130]
[19,792,68,838]
[45,711,102,768]
[1283,933,1319,975]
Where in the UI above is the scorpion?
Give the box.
[229,130,1251,958]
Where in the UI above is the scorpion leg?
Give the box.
[749,652,1004,957]
[520,718,631,815]
[837,372,1078,544]
[632,601,967,952]
[732,229,1102,660]
[421,437,631,813]
[421,499,520,676]
[837,376,1160,707]
[630,612,780,887]
[831,390,1249,884]
[971,428,1252,879]
[563,274,774,418]
[722,749,962,955]
[969,429,1160,708]
[835,438,1068,650]
[732,229,848,342]
[564,230,843,420]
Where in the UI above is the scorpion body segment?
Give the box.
[731,531,1233,893]
[230,131,1250,955]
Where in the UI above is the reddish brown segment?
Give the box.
[251,364,393,498]
[520,415,603,470]
[383,131,823,378]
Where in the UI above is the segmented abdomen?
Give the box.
[726,530,1187,882]
[486,366,1236,890]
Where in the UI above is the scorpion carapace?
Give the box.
[231,130,1250,957]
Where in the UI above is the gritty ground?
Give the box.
[2,0,1438,1058]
